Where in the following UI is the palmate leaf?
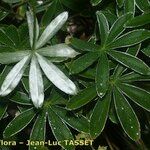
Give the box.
[0,55,30,96]
[36,12,68,49]
[0,11,77,109]
[96,11,109,46]
[108,29,150,49]
[0,51,31,64]
[29,110,46,150]
[96,53,109,98]
[118,83,150,111]
[113,87,140,141]
[3,108,36,138]
[90,90,111,138]
[36,54,77,95]
[67,85,97,110]
[29,56,44,108]
[48,107,75,150]
[108,50,150,75]
[36,44,79,58]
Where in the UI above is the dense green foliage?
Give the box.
[0,0,150,150]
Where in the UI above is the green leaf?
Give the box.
[113,87,140,141]
[70,52,99,74]
[0,29,15,47]
[96,11,109,46]
[0,45,16,53]
[0,51,31,64]
[116,0,125,7]
[37,44,79,58]
[106,13,133,43]
[5,25,20,47]
[29,55,44,108]
[125,13,150,28]
[36,12,68,49]
[29,110,46,150]
[135,0,150,12]
[118,83,150,111]
[120,72,150,82]
[41,1,63,26]
[108,30,150,49]
[37,54,77,95]
[91,0,102,6]
[90,91,111,138]
[0,101,7,120]
[70,38,99,52]
[112,44,141,78]
[3,108,36,138]
[108,50,150,75]
[61,0,85,11]
[67,85,97,110]
[109,101,119,124]
[10,91,31,105]
[49,89,67,105]
[0,55,30,96]
[124,0,135,15]
[126,44,141,56]
[79,68,96,79]
[96,53,109,98]
[101,11,117,26]
[18,23,29,42]
[51,106,90,133]
[142,46,150,57]
[48,107,74,150]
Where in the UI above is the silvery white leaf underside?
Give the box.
[0,11,78,108]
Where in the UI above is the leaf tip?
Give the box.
[61,11,69,21]
[97,92,105,98]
